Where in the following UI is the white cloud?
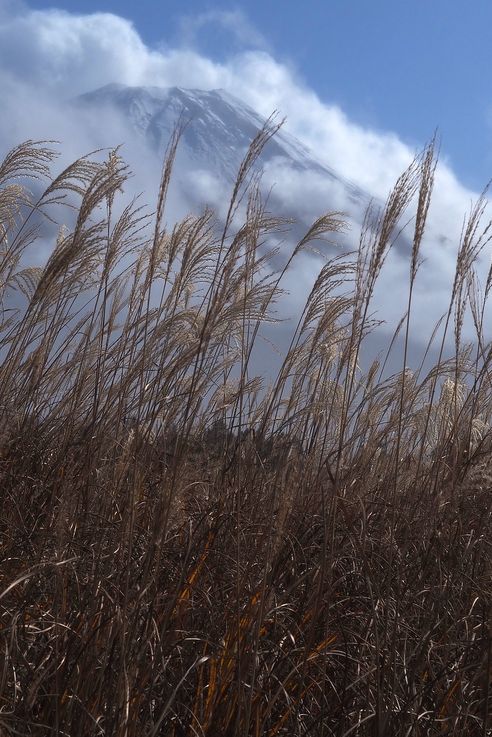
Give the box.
[176,9,268,52]
[0,6,475,204]
[0,4,490,359]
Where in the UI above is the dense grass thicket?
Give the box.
[0,129,491,736]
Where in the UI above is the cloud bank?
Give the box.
[0,4,490,357]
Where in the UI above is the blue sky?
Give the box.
[23,0,492,191]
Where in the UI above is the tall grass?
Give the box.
[0,130,491,736]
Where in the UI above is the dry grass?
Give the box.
[0,132,491,736]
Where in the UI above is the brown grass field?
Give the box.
[0,128,491,736]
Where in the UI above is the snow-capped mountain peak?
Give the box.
[74,83,368,210]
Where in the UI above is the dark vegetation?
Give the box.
[0,127,491,736]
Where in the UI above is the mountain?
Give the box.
[68,84,435,372]
[73,83,371,225]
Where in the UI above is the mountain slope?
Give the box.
[74,83,370,218]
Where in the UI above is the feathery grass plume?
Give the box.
[0,136,491,737]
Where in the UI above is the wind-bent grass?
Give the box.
[0,132,491,736]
